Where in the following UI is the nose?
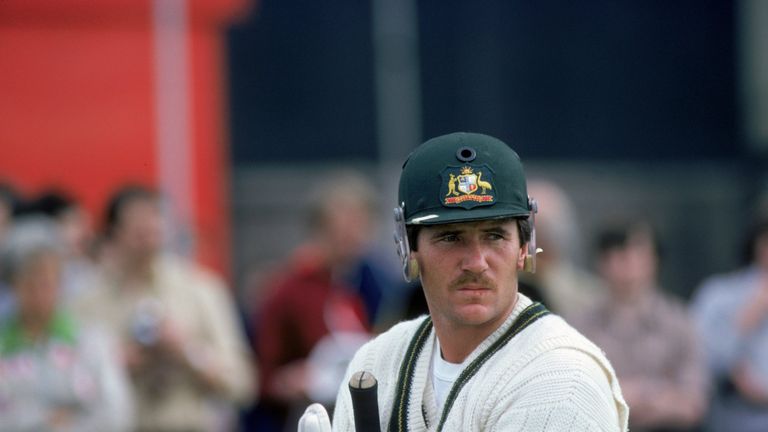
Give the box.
[460,240,489,274]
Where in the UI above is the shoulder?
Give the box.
[157,255,228,297]
[488,346,627,431]
[488,327,628,431]
[528,313,599,351]
[509,345,619,398]
[653,291,696,327]
[71,272,117,319]
[694,268,752,301]
[345,316,430,382]
[691,268,753,316]
[492,314,624,405]
[354,316,428,359]
[159,255,221,283]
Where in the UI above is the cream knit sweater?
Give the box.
[333,294,628,431]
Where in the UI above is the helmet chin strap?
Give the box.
[523,197,541,273]
[394,204,417,282]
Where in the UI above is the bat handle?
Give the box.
[349,370,381,432]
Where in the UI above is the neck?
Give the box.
[19,313,49,341]
[610,280,653,303]
[431,300,516,364]
[113,251,154,282]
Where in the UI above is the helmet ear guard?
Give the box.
[523,197,542,273]
[396,199,541,280]
[394,205,418,282]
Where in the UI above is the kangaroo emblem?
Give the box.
[446,173,459,196]
[477,171,493,194]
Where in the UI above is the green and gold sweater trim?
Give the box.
[388,302,550,432]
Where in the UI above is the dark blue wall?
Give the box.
[228,0,737,164]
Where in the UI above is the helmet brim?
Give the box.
[406,205,529,225]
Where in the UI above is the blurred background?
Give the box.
[226,0,767,301]
[1,0,766,297]
[2,0,768,431]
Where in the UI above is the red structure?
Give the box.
[0,0,251,278]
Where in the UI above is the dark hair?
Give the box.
[743,217,768,265]
[407,217,531,252]
[305,171,377,234]
[0,182,23,216]
[594,221,661,258]
[27,190,75,219]
[103,185,159,239]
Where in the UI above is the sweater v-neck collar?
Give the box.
[402,294,536,431]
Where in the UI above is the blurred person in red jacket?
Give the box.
[253,171,377,431]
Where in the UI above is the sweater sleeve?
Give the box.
[333,328,391,432]
[331,318,422,432]
[332,343,366,432]
[332,383,354,432]
[490,348,627,432]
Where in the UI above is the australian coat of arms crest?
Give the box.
[441,165,496,209]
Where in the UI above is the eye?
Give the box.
[437,233,460,243]
[485,232,507,241]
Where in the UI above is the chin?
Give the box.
[453,305,498,326]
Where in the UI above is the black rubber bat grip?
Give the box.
[349,371,381,432]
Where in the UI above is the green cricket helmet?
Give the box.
[398,132,531,225]
[394,132,539,281]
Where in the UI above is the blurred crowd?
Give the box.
[2,175,768,432]
[0,183,253,432]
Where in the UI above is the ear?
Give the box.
[517,243,528,270]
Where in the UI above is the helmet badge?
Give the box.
[441,165,496,209]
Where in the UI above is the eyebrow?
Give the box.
[482,225,512,236]
[430,229,462,239]
[430,224,512,238]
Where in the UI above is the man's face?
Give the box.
[598,233,657,294]
[15,252,61,323]
[113,198,163,258]
[412,219,526,329]
[754,231,768,269]
[322,197,372,266]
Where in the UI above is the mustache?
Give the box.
[450,272,496,290]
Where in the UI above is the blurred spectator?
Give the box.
[0,182,22,242]
[74,185,254,432]
[0,217,133,431]
[691,211,768,432]
[24,190,98,305]
[252,171,376,431]
[519,180,605,321]
[0,182,24,321]
[572,221,707,432]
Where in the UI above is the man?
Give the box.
[572,222,706,431]
[518,180,605,321]
[302,132,628,431]
[253,172,378,430]
[691,212,768,432]
[0,217,133,431]
[74,185,254,431]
